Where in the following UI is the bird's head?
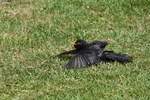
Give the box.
[74,39,88,49]
[91,40,108,50]
[99,41,108,48]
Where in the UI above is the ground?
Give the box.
[0,0,150,99]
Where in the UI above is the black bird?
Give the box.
[58,39,108,68]
[58,39,132,69]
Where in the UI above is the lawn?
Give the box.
[0,0,150,99]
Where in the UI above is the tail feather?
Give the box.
[101,51,132,63]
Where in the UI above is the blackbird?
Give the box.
[58,39,132,69]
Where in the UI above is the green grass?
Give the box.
[0,0,150,99]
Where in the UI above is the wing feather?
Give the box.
[65,49,100,68]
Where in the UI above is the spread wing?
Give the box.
[65,49,100,69]
[57,49,77,57]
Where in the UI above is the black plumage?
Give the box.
[100,50,132,63]
[58,39,132,69]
